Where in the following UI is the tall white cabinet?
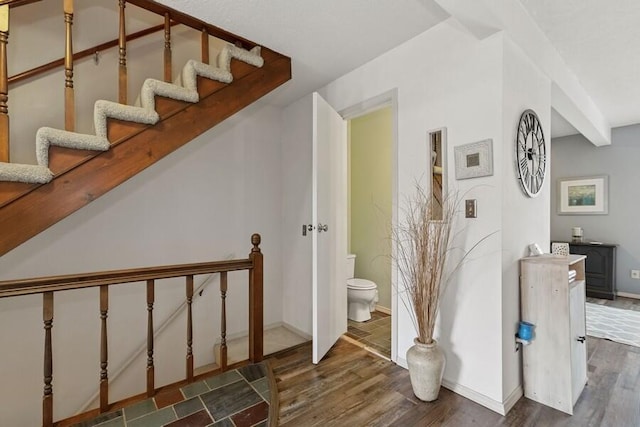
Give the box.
[519,254,588,415]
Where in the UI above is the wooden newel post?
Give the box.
[0,5,9,163]
[118,0,127,105]
[63,0,75,131]
[99,285,109,412]
[43,292,54,427]
[248,233,263,363]
[163,13,171,82]
[201,28,209,65]
[146,279,155,397]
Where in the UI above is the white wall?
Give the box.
[551,124,640,294]
[500,37,551,405]
[0,102,284,425]
[281,95,313,336]
[319,19,508,407]
[310,19,553,413]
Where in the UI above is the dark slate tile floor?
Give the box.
[74,363,271,427]
[346,310,391,358]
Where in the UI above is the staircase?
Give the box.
[0,0,291,257]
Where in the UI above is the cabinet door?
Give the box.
[569,281,588,405]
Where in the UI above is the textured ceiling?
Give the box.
[521,0,640,132]
[155,0,449,106]
[158,0,640,137]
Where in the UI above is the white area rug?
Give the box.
[586,302,640,347]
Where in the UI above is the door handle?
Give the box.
[577,336,586,343]
[302,224,327,235]
[302,224,315,236]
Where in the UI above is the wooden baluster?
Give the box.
[248,234,263,363]
[118,0,127,105]
[63,0,75,131]
[43,292,54,427]
[220,271,227,370]
[201,28,209,65]
[99,285,109,412]
[163,13,171,82]
[0,5,9,163]
[146,279,155,397]
[185,275,194,382]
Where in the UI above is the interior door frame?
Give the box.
[338,89,399,363]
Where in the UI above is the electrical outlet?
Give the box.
[631,270,640,279]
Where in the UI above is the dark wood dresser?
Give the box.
[552,241,618,300]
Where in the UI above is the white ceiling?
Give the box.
[521,0,640,135]
[159,0,640,139]
[157,0,449,106]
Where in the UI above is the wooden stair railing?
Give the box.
[0,1,292,256]
[0,234,264,427]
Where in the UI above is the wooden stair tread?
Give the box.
[0,48,285,212]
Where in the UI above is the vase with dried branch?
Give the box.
[394,184,459,401]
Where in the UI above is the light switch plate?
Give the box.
[465,199,477,218]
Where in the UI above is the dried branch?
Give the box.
[393,183,493,344]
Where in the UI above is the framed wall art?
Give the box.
[557,175,608,215]
[454,139,493,180]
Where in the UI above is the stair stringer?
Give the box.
[0,45,263,184]
[0,47,291,257]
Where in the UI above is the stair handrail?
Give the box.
[3,0,262,161]
[0,257,251,296]
[8,23,178,86]
[125,0,259,49]
[9,0,260,87]
[0,233,264,427]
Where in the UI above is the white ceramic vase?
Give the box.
[406,338,446,401]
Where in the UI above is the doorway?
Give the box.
[343,104,394,359]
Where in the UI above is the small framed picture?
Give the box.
[454,139,493,180]
[557,175,608,215]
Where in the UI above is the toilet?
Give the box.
[346,254,379,322]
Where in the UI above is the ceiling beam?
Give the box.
[435,0,611,146]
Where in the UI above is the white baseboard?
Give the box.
[397,355,408,369]
[502,385,523,415]
[282,322,312,340]
[396,355,520,416]
[375,305,391,315]
[617,291,640,300]
[213,321,286,344]
[441,379,507,415]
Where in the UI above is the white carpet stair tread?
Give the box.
[586,302,640,347]
[0,44,263,184]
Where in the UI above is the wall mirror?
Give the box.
[429,128,446,220]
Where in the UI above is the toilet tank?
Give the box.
[347,254,356,279]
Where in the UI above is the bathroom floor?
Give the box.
[345,310,391,358]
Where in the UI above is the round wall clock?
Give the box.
[516,109,546,198]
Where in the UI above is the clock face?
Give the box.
[516,109,546,197]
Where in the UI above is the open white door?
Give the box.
[312,92,347,364]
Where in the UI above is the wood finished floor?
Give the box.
[346,311,391,358]
[269,297,640,426]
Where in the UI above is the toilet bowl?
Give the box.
[346,254,379,322]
